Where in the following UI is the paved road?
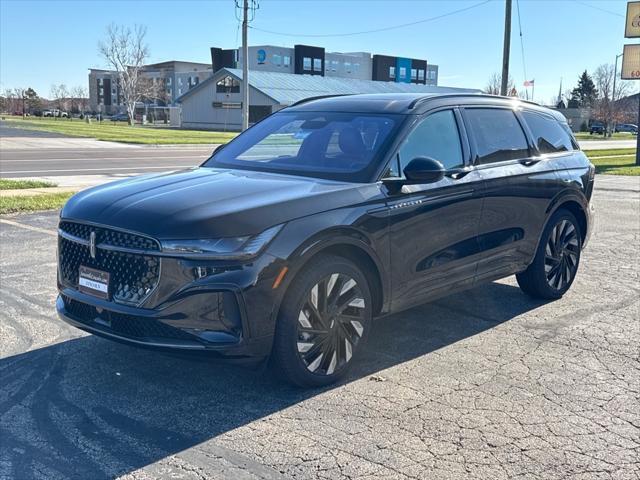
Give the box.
[1,178,638,479]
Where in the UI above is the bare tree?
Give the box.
[50,84,69,117]
[99,24,156,125]
[593,63,632,135]
[70,85,89,114]
[484,72,516,96]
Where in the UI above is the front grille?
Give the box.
[62,295,196,342]
[58,221,160,305]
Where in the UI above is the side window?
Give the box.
[398,110,464,172]
[465,108,529,164]
[522,110,575,154]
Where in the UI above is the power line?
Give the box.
[573,1,624,18]
[515,0,528,95]
[249,0,492,38]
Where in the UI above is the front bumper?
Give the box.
[57,251,287,361]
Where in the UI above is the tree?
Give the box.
[50,84,69,117]
[24,88,42,114]
[71,85,89,114]
[484,72,517,96]
[592,63,632,136]
[98,23,156,126]
[570,71,598,107]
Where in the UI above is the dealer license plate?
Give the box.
[78,265,110,299]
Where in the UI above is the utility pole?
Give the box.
[611,52,623,138]
[241,0,249,131]
[500,0,512,96]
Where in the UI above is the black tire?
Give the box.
[516,209,582,300]
[271,255,372,388]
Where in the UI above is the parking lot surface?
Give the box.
[1,178,639,480]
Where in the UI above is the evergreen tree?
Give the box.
[570,71,598,107]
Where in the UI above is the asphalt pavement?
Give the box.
[1,177,638,480]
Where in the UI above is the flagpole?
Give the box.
[532,80,535,103]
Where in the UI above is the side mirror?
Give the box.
[403,157,445,184]
[212,144,224,155]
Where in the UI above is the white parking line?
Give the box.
[0,218,57,236]
[1,166,192,174]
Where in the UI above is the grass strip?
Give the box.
[0,192,74,214]
[0,179,57,190]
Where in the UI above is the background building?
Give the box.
[178,67,475,131]
[88,61,212,114]
[211,44,439,85]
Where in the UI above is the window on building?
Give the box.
[167,77,172,85]
[216,75,240,93]
[389,66,396,79]
[313,58,322,72]
[178,77,183,86]
[303,57,312,70]
[331,60,338,72]
[273,54,281,66]
[345,62,352,73]
[430,70,437,80]
[283,55,291,67]
[418,69,425,81]
[178,88,182,95]
[399,67,407,78]
[522,110,575,154]
[354,63,360,72]
[465,108,529,164]
[411,68,417,80]
[398,110,464,172]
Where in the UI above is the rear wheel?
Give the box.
[271,255,372,387]
[517,209,582,299]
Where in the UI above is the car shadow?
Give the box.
[1,281,546,479]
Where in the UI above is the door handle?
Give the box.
[519,159,540,167]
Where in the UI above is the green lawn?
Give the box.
[0,179,56,190]
[574,132,636,141]
[1,116,238,145]
[0,192,74,214]
[585,148,639,176]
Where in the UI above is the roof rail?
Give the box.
[408,93,541,111]
[288,94,353,107]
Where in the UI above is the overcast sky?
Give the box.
[0,0,637,104]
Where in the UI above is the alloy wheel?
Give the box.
[544,219,579,290]
[296,273,366,376]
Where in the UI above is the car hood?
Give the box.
[61,167,381,239]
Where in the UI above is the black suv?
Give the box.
[57,93,594,387]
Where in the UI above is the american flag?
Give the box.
[523,79,535,87]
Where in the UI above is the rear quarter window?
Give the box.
[522,110,576,154]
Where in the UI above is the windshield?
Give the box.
[203,111,403,182]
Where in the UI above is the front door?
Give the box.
[385,108,484,311]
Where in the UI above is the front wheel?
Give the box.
[517,210,582,300]
[271,255,372,388]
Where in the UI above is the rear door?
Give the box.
[385,108,484,310]
[462,106,567,282]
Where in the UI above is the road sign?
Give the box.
[621,44,640,79]
[626,1,640,37]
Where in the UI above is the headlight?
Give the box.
[160,224,284,260]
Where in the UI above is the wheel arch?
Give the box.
[546,195,589,245]
[277,229,388,318]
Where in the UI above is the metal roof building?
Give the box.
[177,68,480,131]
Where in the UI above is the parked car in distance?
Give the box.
[57,93,595,387]
[110,113,129,122]
[614,123,638,134]
[589,121,605,135]
[43,109,68,118]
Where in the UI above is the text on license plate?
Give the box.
[78,265,110,299]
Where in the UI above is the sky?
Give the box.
[0,0,637,104]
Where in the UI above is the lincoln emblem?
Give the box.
[89,231,96,259]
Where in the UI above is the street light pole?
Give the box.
[241,0,249,131]
[611,52,623,137]
[500,0,512,96]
